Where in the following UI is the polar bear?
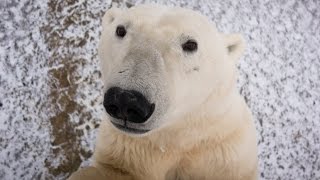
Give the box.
[69,4,258,180]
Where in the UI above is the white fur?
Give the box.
[69,4,258,180]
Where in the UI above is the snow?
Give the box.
[1,0,320,179]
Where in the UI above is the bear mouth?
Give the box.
[111,121,150,134]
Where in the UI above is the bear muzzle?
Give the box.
[103,87,155,134]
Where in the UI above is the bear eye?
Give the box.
[182,40,198,52]
[116,25,126,38]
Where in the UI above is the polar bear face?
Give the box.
[99,4,245,136]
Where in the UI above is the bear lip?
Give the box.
[111,121,150,134]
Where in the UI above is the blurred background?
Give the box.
[0,0,319,179]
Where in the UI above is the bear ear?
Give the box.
[102,7,122,25]
[224,34,246,62]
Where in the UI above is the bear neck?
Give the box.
[147,87,248,151]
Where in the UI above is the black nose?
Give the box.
[103,87,155,124]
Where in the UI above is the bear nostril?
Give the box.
[126,108,145,123]
[106,105,120,118]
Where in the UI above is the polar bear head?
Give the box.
[99,4,245,136]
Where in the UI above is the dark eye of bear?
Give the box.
[182,40,198,52]
[116,25,126,38]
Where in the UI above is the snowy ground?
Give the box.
[0,0,319,179]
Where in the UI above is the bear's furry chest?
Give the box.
[96,136,181,180]
[99,139,224,180]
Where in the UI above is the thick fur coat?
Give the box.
[69,4,258,180]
